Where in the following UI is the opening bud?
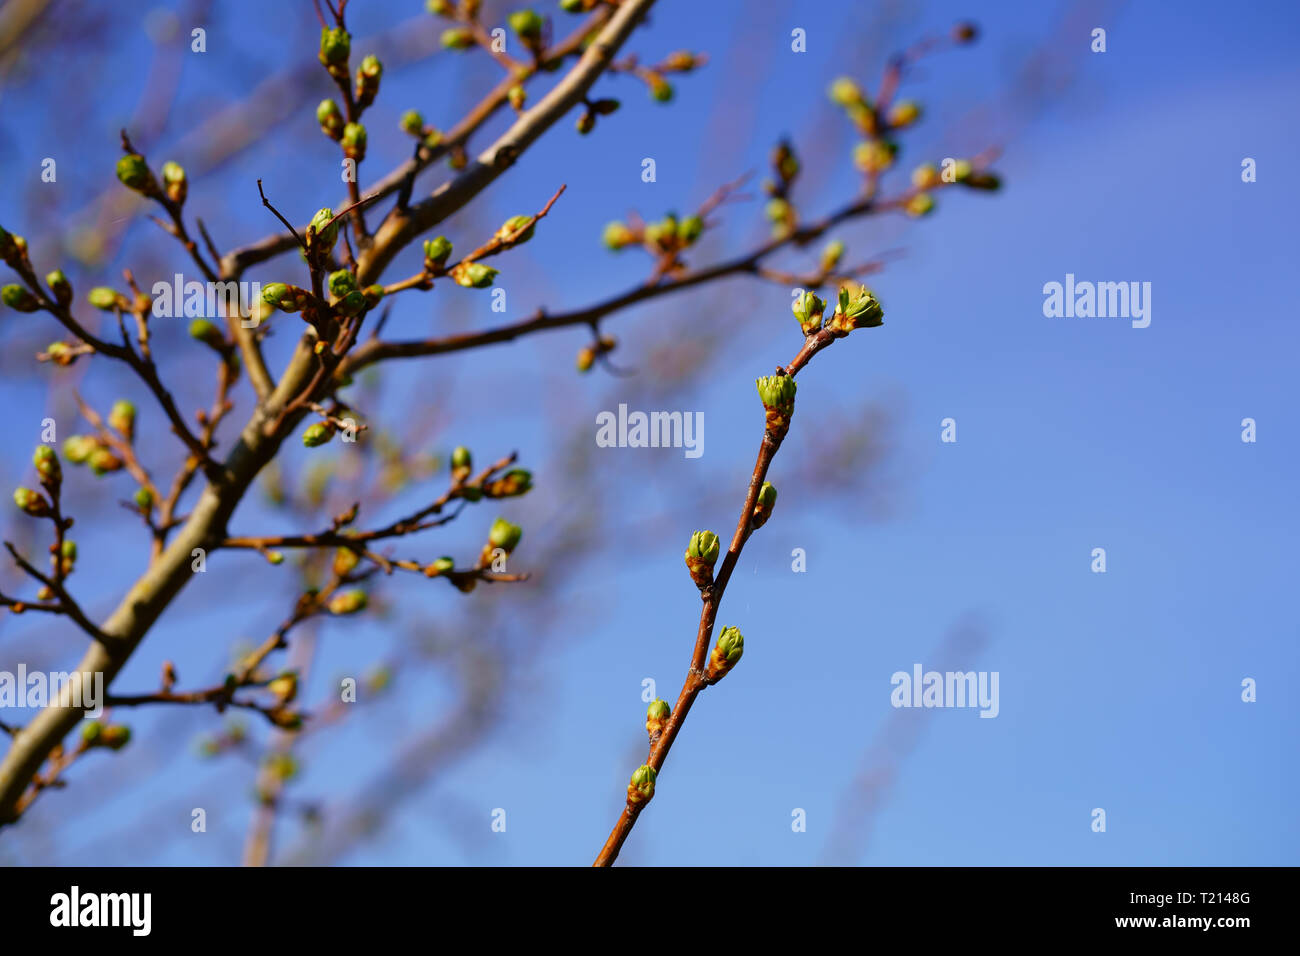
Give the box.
[752,481,777,529]
[792,290,825,335]
[706,625,744,681]
[628,764,657,805]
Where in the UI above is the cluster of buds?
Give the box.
[319,26,351,80]
[684,529,720,590]
[484,468,532,498]
[575,334,617,373]
[627,764,657,806]
[705,626,744,682]
[751,481,777,529]
[642,212,704,256]
[575,96,619,135]
[355,54,383,110]
[62,434,123,476]
[328,587,368,615]
[824,285,884,337]
[756,374,797,441]
[480,517,522,566]
[82,721,131,751]
[792,290,825,335]
[645,698,670,739]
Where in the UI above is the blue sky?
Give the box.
[0,0,1297,865]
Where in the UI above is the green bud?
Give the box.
[853,139,897,174]
[160,161,187,204]
[453,262,498,289]
[676,215,704,244]
[752,481,777,529]
[509,9,544,41]
[87,447,123,476]
[115,154,158,195]
[335,289,367,317]
[328,588,368,615]
[45,270,72,307]
[648,73,673,102]
[707,625,744,681]
[484,468,532,498]
[949,159,973,182]
[912,163,941,189]
[333,546,361,577]
[423,236,453,267]
[302,422,333,448]
[904,193,935,218]
[821,239,845,272]
[508,85,527,111]
[0,225,20,263]
[450,445,472,478]
[1,284,39,312]
[341,122,367,160]
[559,0,585,11]
[100,725,132,750]
[792,290,825,334]
[317,99,345,139]
[756,374,797,411]
[60,539,78,562]
[441,27,475,50]
[268,671,298,702]
[13,487,51,518]
[962,171,1002,191]
[497,215,535,245]
[829,76,865,107]
[686,529,720,565]
[87,286,124,311]
[645,698,670,736]
[319,26,351,68]
[33,445,60,483]
[757,375,797,440]
[108,400,136,439]
[427,0,454,13]
[400,109,425,136]
[628,764,656,803]
[81,721,104,745]
[887,100,922,128]
[188,318,225,349]
[62,435,96,464]
[488,517,523,553]
[356,53,382,82]
[310,207,339,253]
[262,282,313,314]
[424,555,456,577]
[575,111,595,135]
[602,221,634,250]
[133,486,153,510]
[329,270,359,298]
